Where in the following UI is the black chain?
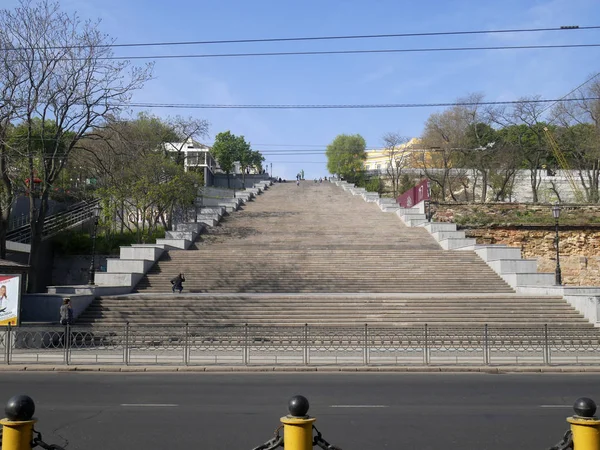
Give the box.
[313,425,343,450]
[548,430,573,450]
[252,426,284,450]
[31,429,66,450]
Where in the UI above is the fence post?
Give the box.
[124,322,130,365]
[363,324,369,365]
[544,324,550,365]
[244,323,249,366]
[280,396,315,450]
[184,323,189,366]
[567,397,600,450]
[65,323,71,366]
[0,395,36,450]
[6,323,11,365]
[303,323,308,366]
[424,324,429,365]
[484,324,489,365]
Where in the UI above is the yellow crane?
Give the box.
[543,127,586,203]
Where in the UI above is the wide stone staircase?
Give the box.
[77,181,592,328]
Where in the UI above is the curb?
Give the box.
[1,365,600,373]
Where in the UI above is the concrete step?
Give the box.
[439,238,478,250]
[487,259,539,275]
[476,246,522,261]
[501,272,557,287]
[119,245,165,262]
[424,223,458,233]
[432,231,466,241]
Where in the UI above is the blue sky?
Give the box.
[4,0,600,179]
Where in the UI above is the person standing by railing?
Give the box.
[59,298,73,326]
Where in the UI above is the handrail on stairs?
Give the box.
[6,199,100,244]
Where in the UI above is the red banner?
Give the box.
[396,179,430,208]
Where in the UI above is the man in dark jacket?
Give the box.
[171,273,185,293]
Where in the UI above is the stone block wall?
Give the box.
[431,203,600,286]
[464,228,600,287]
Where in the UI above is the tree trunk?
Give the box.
[26,190,50,293]
[530,169,539,203]
[480,171,488,203]
[0,217,7,260]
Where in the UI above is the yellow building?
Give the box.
[363,138,424,173]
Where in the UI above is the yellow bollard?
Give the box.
[0,395,37,450]
[280,395,316,450]
[567,397,600,450]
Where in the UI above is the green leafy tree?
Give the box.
[76,114,202,239]
[325,134,366,182]
[212,131,260,188]
[211,131,238,187]
[249,150,265,174]
[236,136,253,187]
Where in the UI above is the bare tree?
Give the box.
[420,104,473,201]
[0,27,28,258]
[160,115,210,166]
[381,132,411,197]
[489,96,550,203]
[0,0,153,291]
[551,75,600,202]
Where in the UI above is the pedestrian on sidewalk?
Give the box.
[171,273,186,293]
[59,298,73,326]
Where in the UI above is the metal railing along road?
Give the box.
[6,200,99,244]
[3,323,600,366]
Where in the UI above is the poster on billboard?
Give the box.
[0,274,21,326]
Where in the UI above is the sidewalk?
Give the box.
[1,365,600,373]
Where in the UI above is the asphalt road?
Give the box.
[0,372,592,450]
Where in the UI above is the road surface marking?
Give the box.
[120,404,178,407]
[329,405,389,408]
[540,405,571,408]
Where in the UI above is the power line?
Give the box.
[2,25,594,51]
[61,43,600,61]
[258,152,326,155]
[540,72,600,114]
[127,96,600,110]
[253,143,327,147]
[7,43,600,62]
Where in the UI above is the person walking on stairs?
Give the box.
[171,273,186,293]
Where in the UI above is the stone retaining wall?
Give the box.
[463,228,600,287]
[432,203,600,286]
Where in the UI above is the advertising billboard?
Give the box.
[0,274,21,326]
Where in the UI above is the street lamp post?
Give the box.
[552,202,562,286]
[232,173,236,198]
[193,182,198,223]
[426,180,432,222]
[88,205,101,285]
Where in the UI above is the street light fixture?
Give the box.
[88,204,101,285]
[552,202,562,286]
